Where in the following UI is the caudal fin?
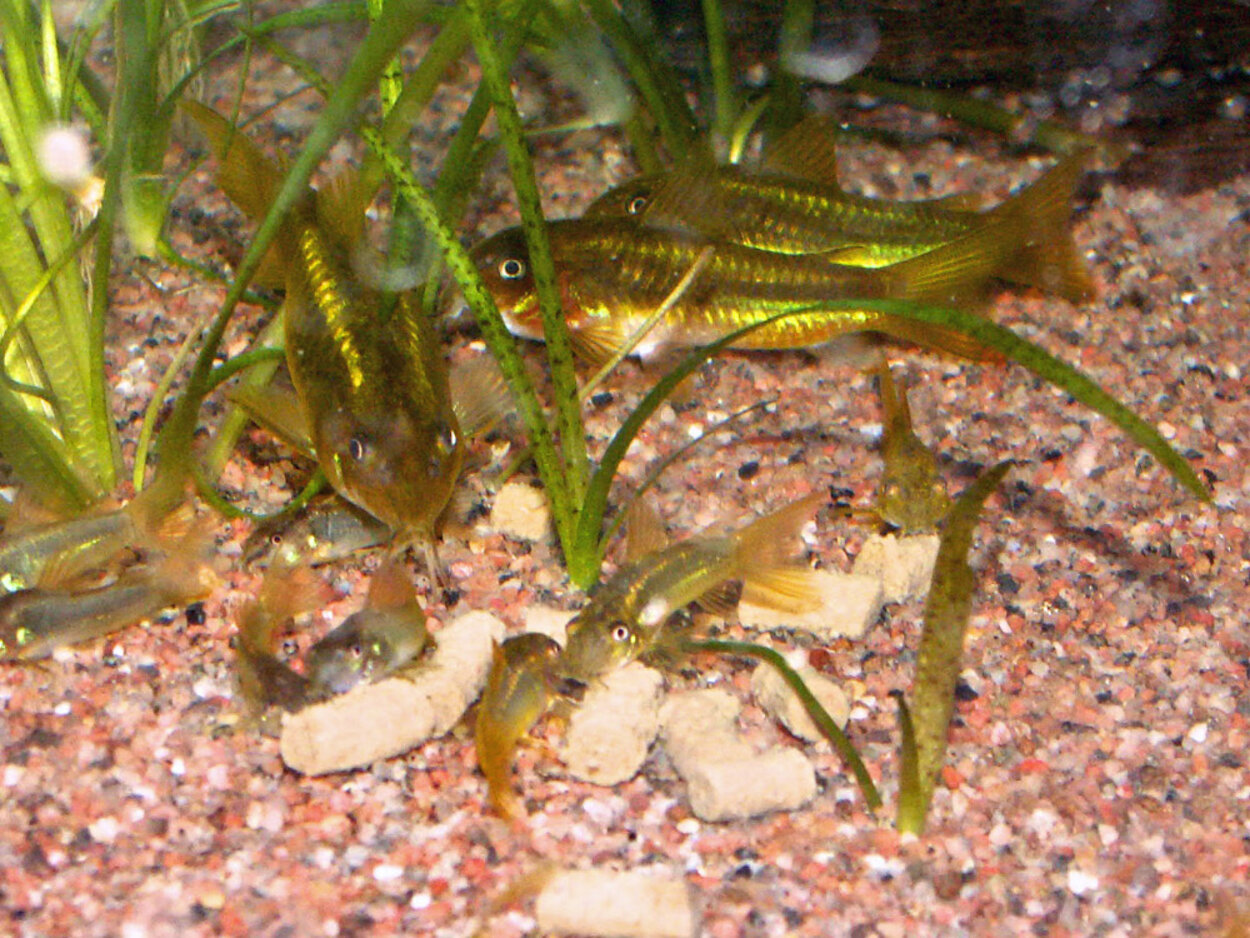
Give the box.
[887,152,1094,308]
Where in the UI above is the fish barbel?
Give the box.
[183,101,463,555]
[471,153,1088,364]
[557,493,825,685]
[475,632,564,820]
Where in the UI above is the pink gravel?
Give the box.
[3,25,1249,938]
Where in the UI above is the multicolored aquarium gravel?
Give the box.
[3,19,1249,938]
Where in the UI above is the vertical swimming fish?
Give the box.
[873,363,950,534]
[304,559,429,697]
[183,101,463,562]
[475,632,564,820]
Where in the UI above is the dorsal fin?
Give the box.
[623,497,668,565]
[760,115,843,190]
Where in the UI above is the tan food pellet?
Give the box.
[560,663,664,785]
[534,869,697,938]
[490,480,553,542]
[739,569,883,639]
[660,688,817,821]
[852,533,941,604]
[751,660,850,744]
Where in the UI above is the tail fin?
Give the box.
[887,152,1094,308]
[180,100,285,224]
[180,99,295,280]
[990,152,1096,302]
[730,492,827,612]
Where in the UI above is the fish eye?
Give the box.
[438,425,458,452]
[348,438,367,461]
[498,257,526,280]
[349,642,364,659]
[269,533,284,546]
[627,195,648,215]
[610,623,631,643]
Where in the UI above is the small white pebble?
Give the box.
[1098,824,1119,847]
[4,765,25,786]
[88,817,119,844]
[675,818,700,835]
[372,864,404,883]
[1067,869,1100,897]
[169,758,186,777]
[53,702,71,716]
[1186,722,1209,744]
[409,892,432,910]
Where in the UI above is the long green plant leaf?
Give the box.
[897,460,1012,834]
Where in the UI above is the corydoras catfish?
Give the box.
[471,153,1090,365]
[558,493,825,685]
[184,101,463,562]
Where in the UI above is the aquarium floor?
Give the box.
[3,37,1250,938]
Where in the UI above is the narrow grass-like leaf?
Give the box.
[892,690,923,833]
[826,300,1209,500]
[900,460,1012,834]
[466,0,588,506]
[583,0,705,161]
[843,75,1125,163]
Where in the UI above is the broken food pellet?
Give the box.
[751,657,851,744]
[660,688,817,821]
[559,662,664,785]
[491,480,553,542]
[852,532,941,604]
[534,868,697,938]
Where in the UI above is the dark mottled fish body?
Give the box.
[242,497,392,569]
[875,364,951,534]
[475,633,563,820]
[304,559,429,697]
